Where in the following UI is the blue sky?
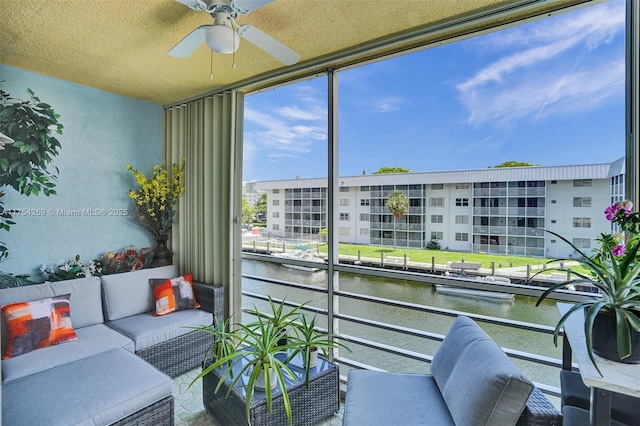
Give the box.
[243,0,626,182]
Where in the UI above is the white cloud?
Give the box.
[276,106,323,121]
[457,1,625,127]
[373,97,403,113]
[456,136,505,154]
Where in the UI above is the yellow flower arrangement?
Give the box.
[127,159,185,239]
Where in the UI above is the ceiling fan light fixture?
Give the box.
[205,19,239,54]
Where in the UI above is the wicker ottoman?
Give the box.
[202,353,339,426]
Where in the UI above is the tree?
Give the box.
[386,190,409,251]
[254,192,267,219]
[318,227,328,242]
[242,198,255,226]
[373,167,412,174]
[491,161,539,168]
[0,89,63,261]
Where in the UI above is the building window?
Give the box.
[339,227,350,236]
[573,238,591,249]
[272,224,279,231]
[573,197,592,207]
[429,197,444,207]
[340,199,349,206]
[550,180,557,184]
[551,200,557,204]
[360,213,370,221]
[272,212,279,218]
[573,217,591,228]
[573,179,592,187]
[431,231,443,240]
[360,199,370,206]
[455,215,469,224]
[272,200,279,206]
[455,198,469,206]
[360,228,369,236]
[551,220,556,224]
[431,215,443,223]
[340,213,350,221]
[272,189,279,193]
[360,186,370,191]
[340,186,350,192]
[455,183,470,189]
[431,183,444,190]
[455,233,469,241]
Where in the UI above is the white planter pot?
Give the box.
[304,347,318,368]
[254,366,277,391]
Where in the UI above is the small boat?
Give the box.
[436,273,515,301]
[435,285,515,301]
[272,249,325,272]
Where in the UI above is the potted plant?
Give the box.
[127,159,186,266]
[190,297,350,426]
[290,312,351,383]
[245,296,307,346]
[192,313,300,425]
[534,200,640,374]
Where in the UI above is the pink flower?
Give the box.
[612,244,626,257]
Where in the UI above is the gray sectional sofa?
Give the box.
[343,315,562,426]
[0,265,223,426]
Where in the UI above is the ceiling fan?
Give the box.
[169,0,300,66]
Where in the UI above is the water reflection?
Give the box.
[242,259,563,388]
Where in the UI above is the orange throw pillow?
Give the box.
[149,273,200,316]
[1,294,77,359]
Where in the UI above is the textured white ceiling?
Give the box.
[0,0,587,105]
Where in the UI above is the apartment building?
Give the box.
[254,158,625,258]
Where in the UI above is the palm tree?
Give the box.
[386,190,409,250]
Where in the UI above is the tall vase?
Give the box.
[152,237,172,267]
[592,309,640,364]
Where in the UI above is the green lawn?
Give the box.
[318,243,552,269]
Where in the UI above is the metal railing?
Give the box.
[241,252,596,399]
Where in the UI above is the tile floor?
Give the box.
[172,368,344,426]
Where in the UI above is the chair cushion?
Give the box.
[343,370,455,426]
[107,308,213,351]
[1,294,77,359]
[1,348,172,426]
[149,272,199,316]
[431,316,533,426]
[2,324,134,382]
[101,265,178,320]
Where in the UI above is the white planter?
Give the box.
[254,366,277,391]
[304,347,318,368]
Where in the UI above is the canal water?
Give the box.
[242,259,564,391]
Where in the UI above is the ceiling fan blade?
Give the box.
[237,25,300,65]
[169,25,210,58]
[232,0,274,14]
[174,0,208,12]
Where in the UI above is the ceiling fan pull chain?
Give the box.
[210,50,214,80]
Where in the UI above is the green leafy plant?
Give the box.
[291,312,351,385]
[534,200,640,374]
[245,296,307,344]
[0,89,63,260]
[191,298,350,426]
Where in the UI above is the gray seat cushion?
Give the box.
[2,324,134,382]
[2,348,172,426]
[101,265,178,321]
[430,316,533,426]
[0,277,104,356]
[107,308,213,351]
[343,370,454,426]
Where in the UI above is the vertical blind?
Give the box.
[163,91,244,318]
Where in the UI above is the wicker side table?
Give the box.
[202,352,339,426]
